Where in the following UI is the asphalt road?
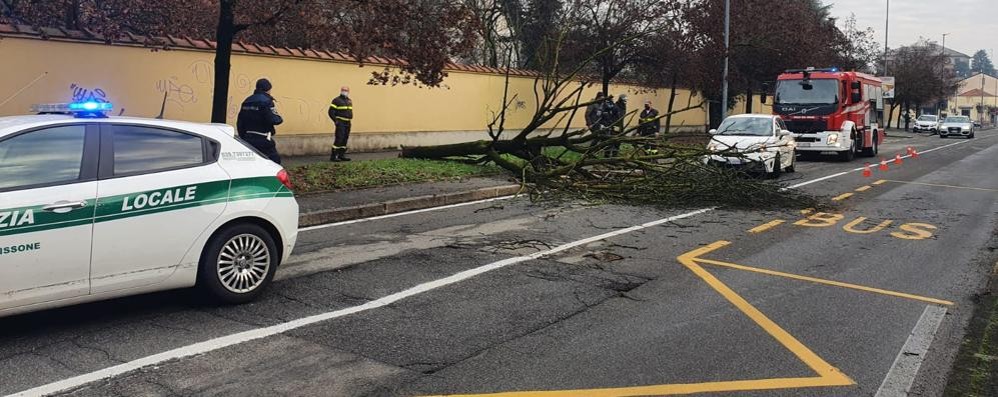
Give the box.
[1,131,997,397]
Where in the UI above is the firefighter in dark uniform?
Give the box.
[638,100,660,153]
[327,86,353,162]
[236,78,284,164]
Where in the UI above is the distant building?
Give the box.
[940,73,998,124]
[887,43,971,78]
[924,43,972,77]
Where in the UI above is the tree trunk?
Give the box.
[65,0,80,30]
[745,85,754,114]
[665,71,678,134]
[211,0,236,124]
[601,74,611,97]
[903,101,911,131]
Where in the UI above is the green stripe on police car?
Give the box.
[0,177,291,237]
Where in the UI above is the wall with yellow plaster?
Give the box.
[0,37,752,154]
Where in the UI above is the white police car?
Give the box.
[0,102,298,317]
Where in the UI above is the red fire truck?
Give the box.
[768,68,885,161]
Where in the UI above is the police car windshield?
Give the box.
[917,115,937,122]
[715,118,773,136]
[775,79,838,105]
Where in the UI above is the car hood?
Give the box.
[940,122,972,128]
[709,135,777,151]
[915,120,937,125]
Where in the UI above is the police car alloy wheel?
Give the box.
[199,223,279,303]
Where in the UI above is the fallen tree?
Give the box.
[400,30,819,210]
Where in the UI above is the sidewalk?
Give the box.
[295,176,520,227]
[283,152,520,227]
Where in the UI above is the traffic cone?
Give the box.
[895,153,904,165]
[879,159,890,171]
[863,163,873,178]
[909,147,920,158]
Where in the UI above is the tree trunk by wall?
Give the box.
[211,0,236,124]
[745,86,754,114]
[665,71,678,134]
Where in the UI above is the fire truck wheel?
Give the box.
[838,142,856,162]
[862,135,879,157]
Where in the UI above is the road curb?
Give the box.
[298,184,522,227]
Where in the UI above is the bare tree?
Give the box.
[888,40,959,127]
[401,30,815,209]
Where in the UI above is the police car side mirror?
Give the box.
[709,129,718,135]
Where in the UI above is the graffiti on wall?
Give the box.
[155,76,197,111]
[70,84,109,103]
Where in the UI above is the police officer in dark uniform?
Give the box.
[327,86,353,162]
[236,78,284,164]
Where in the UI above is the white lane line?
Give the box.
[298,195,516,232]
[875,305,948,397]
[12,134,979,397]
[8,209,711,397]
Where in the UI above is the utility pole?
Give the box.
[981,74,986,125]
[720,0,730,121]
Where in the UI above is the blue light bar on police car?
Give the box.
[31,102,113,117]
[68,101,113,111]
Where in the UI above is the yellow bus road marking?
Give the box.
[434,377,848,397]
[432,242,855,397]
[678,242,854,384]
[749,220,785,234]
[882,180,998,192]
[873,180,888,185]
[694,257,954,306]
[832,193,854,201]
[855,185,872,192]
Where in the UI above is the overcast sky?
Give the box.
[827,0,997,57]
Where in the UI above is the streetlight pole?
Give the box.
[720,0,730,121]
[884,0,891,76]
[883,0,890,127]
[941,33,950,117]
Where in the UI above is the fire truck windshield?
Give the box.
[775,79,839,105]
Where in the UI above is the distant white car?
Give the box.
[939,115,975,139]
[705,114,797,176]
[0,102,299,318]
[913,115,939,133]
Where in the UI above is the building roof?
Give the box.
[924,43,971,59]
[0,23,542,78]
[958,88,996,97]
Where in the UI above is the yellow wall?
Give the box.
[0,37,710,138]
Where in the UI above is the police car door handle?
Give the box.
[43,200,88,214]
